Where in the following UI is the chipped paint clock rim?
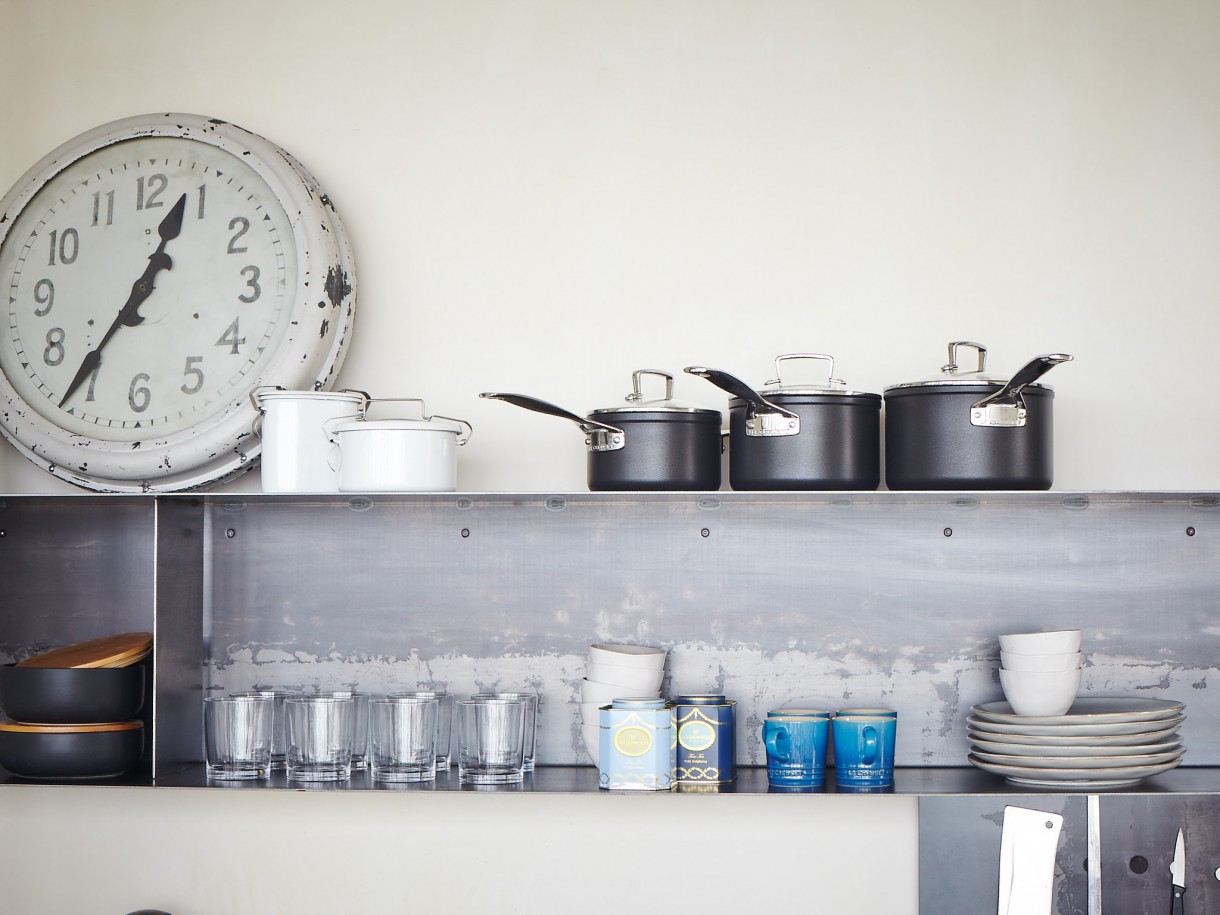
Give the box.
[0,112,356,491]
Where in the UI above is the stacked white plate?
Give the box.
[579,643,668,765]
[966,697,1186,789]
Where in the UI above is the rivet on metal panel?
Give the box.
[948,496,979,510]
[1187,527,1196,537]
[1190,496,1220,510]
[1214,866,1220,881]
[830,497,853,509]
[221,498,247,512]
[697,497,721,511]
[461,528,470,539]
[347,497,374,513]
[544,496,567,512]
[943,528,953,537]
[1129,855,1148,873]
[700,528,710,538]
[1061,495,1090,511]
[225,529,236,539]
[456,498,474,510]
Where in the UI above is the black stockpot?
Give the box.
[686,354,881,490]
[481,370,722,491]
[884,341,1072,491]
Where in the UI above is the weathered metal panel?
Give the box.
[196,492,1220,768]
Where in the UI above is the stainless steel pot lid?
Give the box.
[588,369,721,417]
[327,398,472,442]
[756,353,878,398]
[884,341,1066,392]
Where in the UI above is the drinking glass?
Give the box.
[456,697,525,785]
[204,695,272,780]
[284,695,354,781]
[471,690,538,770]
[391,690,453,770]
[370,695,439,782]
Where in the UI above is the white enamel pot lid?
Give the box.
[326,398,472,443]
[253,387,369,407]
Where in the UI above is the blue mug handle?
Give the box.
[861,725,878,766]
[764,725,791,761]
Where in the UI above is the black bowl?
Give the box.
[0,663,145,724]
[0,722,144,779]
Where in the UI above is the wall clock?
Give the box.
[0,112,356,491]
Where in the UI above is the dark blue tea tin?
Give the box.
[675,694,736,784]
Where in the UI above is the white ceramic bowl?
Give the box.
[998,667,1082,716]
[579,701,604,723]
[581,723,601,765]
[1000,650,1082,672]
[584,660,665,692]
[580,678,660,707]
[588,643,667,670]
[998,629,1082,655]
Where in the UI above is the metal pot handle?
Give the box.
[356,397,473,445]
[765,353,845,388]
[942,341,988,375]
[480,392,625,452]
[970,354,1073,427]
[625,369,673,404]
[248,386,370,438]
[683,366,800,437]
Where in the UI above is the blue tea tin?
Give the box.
[675,694,736,784]
[599,698,676,791]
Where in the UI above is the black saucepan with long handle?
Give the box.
[482,370,722,491]
[883,341,1073,490]
[685,353,881,490]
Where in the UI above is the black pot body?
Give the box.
[0,663,146,724]
[727,394,881,490]
[586,411,722,491]
[0,726,144,779]
[884,384,1055,490]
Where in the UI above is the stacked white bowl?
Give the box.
[997,628,1083,716]
[579,643,668,764]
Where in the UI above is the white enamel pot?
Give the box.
[253,388,369,492]
[325,398,472,492]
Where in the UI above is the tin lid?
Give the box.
[611,698,669,709]
[677,694,730,705]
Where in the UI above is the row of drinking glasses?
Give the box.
[203,688,538,784]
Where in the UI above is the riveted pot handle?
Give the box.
[684,366,800,437]
[480,392,625,452]
[766,353,844,388]
[970,354,1073,427]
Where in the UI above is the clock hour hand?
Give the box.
[58,193,186,408]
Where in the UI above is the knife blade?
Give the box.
[1170,827,1186,915]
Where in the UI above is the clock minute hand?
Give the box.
[58,193,187,408]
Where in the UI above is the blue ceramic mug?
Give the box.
[831,713,897,788]
[763,714,830,787]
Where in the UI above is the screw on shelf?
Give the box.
[225,529,236,539]
[1187,527,1196,537]
[461,528,470,539]
[943,528,953,537]
[700,528,710,538]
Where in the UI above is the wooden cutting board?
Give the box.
[16,632,153,669]
[0,719,143,733]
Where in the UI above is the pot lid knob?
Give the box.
[624,369,675,406]
[941,341,988,376]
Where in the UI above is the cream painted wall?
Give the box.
[1,1,1218,911]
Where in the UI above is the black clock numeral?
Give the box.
[216,319,246,355]
[181,356,204,395]
[92,190,114,227]
[136,174,168,210]
[43,327,66,366]
[227,217,250,254]
[239,265,261,304]
[47,228,79,266]
[196,184,206,220]
[128,373,151,413]
[33,279,54,317]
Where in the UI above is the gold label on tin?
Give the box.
[614,725,653,757]
[678,720,716,752]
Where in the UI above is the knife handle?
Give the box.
[1172,883,1185,915]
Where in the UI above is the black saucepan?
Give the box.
[0,720,144,779]
[0,662,145,724]
[884,341,1073,490]
[686,353,881,490]
[482,370,722,491]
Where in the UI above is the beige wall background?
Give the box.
[1,1,1217,911]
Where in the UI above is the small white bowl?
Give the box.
[588,643,667,670]
[579,700,604,723]
[581,723,601,765]
[580,678,660,707]
[584,660,665,692]
[998,629,1082,655]
[1000,650,1082,672]
[999,667,1082,716]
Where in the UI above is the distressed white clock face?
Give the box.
[0,114,355,491]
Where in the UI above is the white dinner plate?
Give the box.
[965,723,1183,747]
[967,753,1183,789]
[968,733,1183,758]
[972,698,1184,726]
[970,746,1185,769]
[966,713,1185,738]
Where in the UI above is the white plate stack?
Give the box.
[966,697,1187,789]
[579,643,667,765]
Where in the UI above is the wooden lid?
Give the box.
[0,719,142,733]
[16,632,153,669]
